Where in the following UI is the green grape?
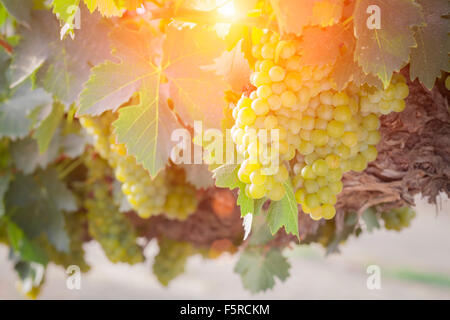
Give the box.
[84,153,144,264]
[312,159,329,176]
[153,238,195,286]
[382,206,416,231]
[234,30,410,220]
[163,166,199,220]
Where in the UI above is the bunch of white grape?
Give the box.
[80,112,198,220]
[231,31,409,220]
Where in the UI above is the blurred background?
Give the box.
[1,193,449,300]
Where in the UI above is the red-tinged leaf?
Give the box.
[270,0,344,35]
[353,0,424,87]
[80,23,228,174]
[202,39,251,92]
[330,26,383,90]
[299,24,352,66]
[410,0,450,89]
[163,25,229,129]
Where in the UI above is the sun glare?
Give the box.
[217,1,236,18]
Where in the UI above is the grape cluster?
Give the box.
[110,143,170,219]
[42,212,90,272]
[84,153,144,264]
[80,113,198,220]
[231,31,409,220]
[381,207,416,231]
[153,238,194,286]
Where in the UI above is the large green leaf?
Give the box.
[237,183,254,216]
[7,219,48,265]
[10,6,112,104]
[410,0,450,89]
[33,102,65,153]
[0,0,33,26]
[113,80,183,177]
[78,24,228,174]
[11,137,59,174]
[266,181,299,238]
[5,168,77,252]
[79,24,227,126]
[0,82,53,140]
[212,163,240,188]
[11,127,88,174]
[235,248,290,293]
[353,0,424,87]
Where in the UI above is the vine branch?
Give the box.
[147,6,277,30]
[0,35,12,54]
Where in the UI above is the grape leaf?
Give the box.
[162,25,228,129]
[79,23,227,123]
[52,0,81,39]
[0,2,8,27]
[0,82,53,140]
[113,81,183,176]
[11,137,59,174]
[330,25,383,90]
[234,248,290,293]
[7,219,48,265]
[79,24,227,175]
[237,182,254,216]
[10,7,112,104]
[353,0,424,87]
[84,0,123,16]
[270,0,343,35]
[0,0,33,26]
[299,24,351,66]
[5,168,77,252]
[212,163,240,188]
[33,102,65,153]
[362,207,380,232]
[410,0,450,89]
[266,181,298,238]
[0,171,11,217]
[12,127,89,174]
[202,39,251,92]
[53,0,80,23]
